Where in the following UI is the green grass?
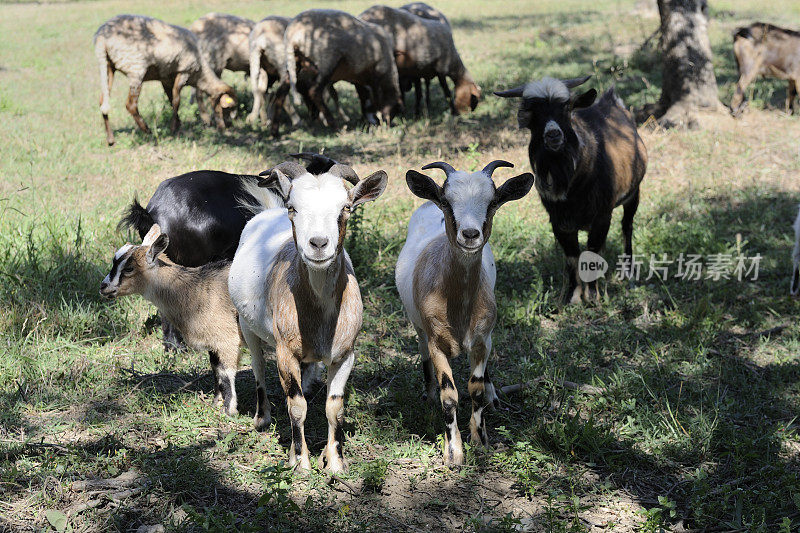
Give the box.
[2,0,800,531]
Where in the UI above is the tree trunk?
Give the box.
[654,0,723,127]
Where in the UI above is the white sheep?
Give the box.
[94,14,237,145]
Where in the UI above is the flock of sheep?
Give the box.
[94,5,800,470]
[94,3,479,144]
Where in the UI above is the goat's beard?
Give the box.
[532,140,579,202]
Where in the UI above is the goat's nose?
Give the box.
[545,129,562,141]
[462,228,480,240]
[100,282,109,291]
[309,236,329,250]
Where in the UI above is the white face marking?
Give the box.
[288,173,349,268]
[114,243,133,261]
[522,77,569,101]
[102,244,135,293]
[442,171,495,252]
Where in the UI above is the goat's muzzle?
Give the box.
[99,282,117,299]
[544,129,564,151]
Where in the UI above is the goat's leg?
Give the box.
[321,351,354,473]
[277,345,311,470]
[467,338,491,447]
[428,339,463,466]
[209,345,240,416]
[125,79,150,134]
[621,190,640,285]
[416,326,437,402]
[585,215,612,302]
[356,84,378,126]
[241,323,271,430]
[161,317,186,352]
[438,74,456,114]
[553,227,581,305]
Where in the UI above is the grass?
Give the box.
[2,0,800,531]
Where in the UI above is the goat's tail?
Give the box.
[94,35,112,115]
[237,176,284,216]
[117,197,155,238]
[791,205,800,296]
[285,38,302,108]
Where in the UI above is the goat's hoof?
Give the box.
[320,447,346,474]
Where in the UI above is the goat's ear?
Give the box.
[350,170,388,208]
[146,233,169,265]
[495,172,535,207]
[258,169,292,200]
[406,170,442,202]
[572,89,597,109]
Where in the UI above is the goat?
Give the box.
[94,14,237,146]
[283,9,403,131]
[118,170,277,350]
[395,160,534,465]
[100,225,242,415]
[189,13,254,126]
[731,22,800,117]
[360,5,480,116]
[229,156,388,472]
[495,76,647,304]
[791,205,800,295]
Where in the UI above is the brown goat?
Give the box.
[100,225,242,416]
[731,22,800,116]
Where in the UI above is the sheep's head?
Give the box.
[258,157,388,270]
[495,76,595,200]
[454,77,481,114]
[405,161,534,253]
[100,225,169,299]
[213,87,238,129]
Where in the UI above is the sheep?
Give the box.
[359,5,480,116]
[94,15,238,146]
[118,170,278,351]
[100,224,242,416]
[791,205,800,295]
[189,13,254,125]
[228,155,388,472]
[395,160,534,465]
[283,9,403,130]
[400,2,450,26]
[730,22,800,117]
[495,76,647,304]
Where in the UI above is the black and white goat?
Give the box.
[100,224,242,415]
[229,156,387,472]
[395,160,534,465]
[495,76,647,303]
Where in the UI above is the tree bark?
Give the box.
[653,0,723,127]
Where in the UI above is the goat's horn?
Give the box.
[482,160,514,177]
[290,152,339,174]
[561,75,592,89]
[493,85,524,98]
[421,161,457,177]
[258,161,307,179]
[328,163,360,185]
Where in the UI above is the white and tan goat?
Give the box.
[100,224,242,415]
[395,161,534,465]
[229,158,387,472]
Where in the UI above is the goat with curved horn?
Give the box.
[421,161,457,176]
[328,163,360,185]
[482,160,514,177]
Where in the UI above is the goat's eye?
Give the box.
[122,266,134,275]
[343,205,351,212]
